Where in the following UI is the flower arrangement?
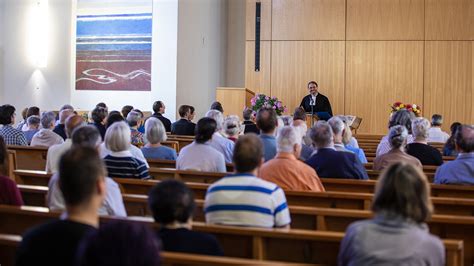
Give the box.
[250,94,287,115]
[391,102,422,116]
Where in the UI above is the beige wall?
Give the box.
[226,0,246,88]
[245,0,474,134]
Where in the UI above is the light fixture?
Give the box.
[29,0,49,68]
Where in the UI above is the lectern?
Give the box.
[216,87,255,119]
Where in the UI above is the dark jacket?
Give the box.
[52,124,67,140]
[151,113,172,132]
[171,119,196,136]
[299,93,333,116]
[305,148,368,179]
[242,120,259,135]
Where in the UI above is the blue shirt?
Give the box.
[208,132,234,164]
[24,129,39,144]
[434,153,474,185]
[141,146,177,160]
[259,134,277,162]
[345,145,368,164]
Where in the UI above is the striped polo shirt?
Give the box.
[204,174,291,228]
[103,151,150,180]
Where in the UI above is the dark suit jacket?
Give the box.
[305,148,368,180]
[151,113,172,132]
[53,124,67,140]
[299,93,333,116]
[171,119,196,136]
[242,120,259,135]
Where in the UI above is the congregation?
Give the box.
[0,100,473,266]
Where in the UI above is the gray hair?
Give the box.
[27,115,40,126]
[455,124,474,153]
[281,115,293,126]
[308,121,334,148]
[105,121,131,152]
[126,110,142,127]
[40,111,56,129]
[71,125,101,148]
[328,116,345,136]
[431,114,443,127]
[242,108,253,120]
[389,125,408,149]
[277,126,301,153]
[412,118,430,140]
[224,115,240,136]
[205,110,224,131]
[145,117,167,144]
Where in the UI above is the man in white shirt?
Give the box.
[45,115,84,173]
[177,117,226,172]
[427,114,450,143]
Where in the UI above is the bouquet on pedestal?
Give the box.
[250,94,287,116]
[391,102,422,117]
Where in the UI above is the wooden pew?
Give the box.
[0,205,463,266]
[161,140,180,152]
[7,145,48,171]
[147,160,234,173]
[0,234,312,266]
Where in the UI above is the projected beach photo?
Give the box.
[75,0,152,91]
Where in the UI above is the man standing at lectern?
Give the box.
[299,81,333,117]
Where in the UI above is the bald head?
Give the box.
[65,115,85,138]
[455,125,474,153]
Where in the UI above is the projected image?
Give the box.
[75,1,152,91]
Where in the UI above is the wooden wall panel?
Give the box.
[346,0,424,40]
[425,0,474,40]
[246,0,272,41]
[270,41,345,115]
[245,41,271,96]
[424,42,474,132]
[271,0,345,40]
[345,41,424,134]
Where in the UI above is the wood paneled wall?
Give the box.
[245,0,474,134]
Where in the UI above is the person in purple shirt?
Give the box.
[434,125,474,185]
[0,136,23,205]
[339,163,445,265]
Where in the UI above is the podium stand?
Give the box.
[216,87,255,119]
[305,114,319,128]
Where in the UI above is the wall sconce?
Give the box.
[29,0,49,68]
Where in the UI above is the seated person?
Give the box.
[0,104,28,146]
[121,105,133,119]
[151,100,171,132]
[16,147,104,266]
[205,110,234,163]
[224,115,241,142]
[427,114,450,143]
[19,106,40,132]
[31,111,64,147]
[171,105,196,136]
[23,115,40,144]
[90,106,107,140]
[47,126,127,217]
[292,122,314,161]
[339,163,444,265]
[53,108,74,140]
[177,117,226,172]
[376,110,415,156]
[46,115,85,173]
[373,126,422,171]
[76,221,161,266]
[141,117,177,160]
[256,107,278,162]
[205,134,291,228]
[242,108,259,134]
[15,107,28,131]
[341,120,367,163]
[210,101,224,113]
[126,110,145,148]
[443,122,462,157]
[149,179,223,256]
[434,125,474,185]
[0,136,23,205]
[305,121,368,180]
[328,116,354,153]
[260,126,324,191]
[406,118,443,166]
[103,121,150,179]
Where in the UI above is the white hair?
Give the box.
[281,115,293,126]
[145,117,167,144]
[126,110,142,127]
[40,111,56,129]
[224,115,240,136]
[105,121,131,152]
[205,110,224,131]
[328,116,345,136]
[277,126,301,153]
[412,117,430,140]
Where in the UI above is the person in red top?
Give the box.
[0,135,23,205]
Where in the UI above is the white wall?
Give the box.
[176,0,227,119]
[71,0,178,120]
